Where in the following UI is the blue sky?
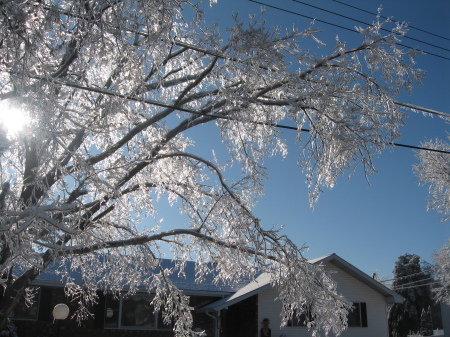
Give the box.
[158,0,450,280]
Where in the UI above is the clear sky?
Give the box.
[158,0,450,280]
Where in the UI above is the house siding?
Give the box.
[258,263,390,337]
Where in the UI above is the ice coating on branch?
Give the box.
[0,0,423,334]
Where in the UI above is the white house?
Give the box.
[198,253,404,337]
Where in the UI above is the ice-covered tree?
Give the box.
[415,136,450,306]
[414,136,450,222]
[0,0,424,335]
[432,239,450,305]
[388,254,433,337]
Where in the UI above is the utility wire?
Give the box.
[290,0,450,53]
[392,281,440,291]
[249,0,360,34]
[248,0,450,61]
[393,101,450,119]
[381,271,427,282]
[16,73,450,156]
[393,277,434,287]
[330,0,450,42]
[380,270,432,283]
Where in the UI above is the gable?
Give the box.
[316,254,403,304]
[197,253,403,312]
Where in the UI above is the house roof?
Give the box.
[196,273,272,312]
[28,253,403,306]
[197,272,271,312]
[196,253,403,312]
[30,258,247,296]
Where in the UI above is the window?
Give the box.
[347,302,367,328]
[287,306,314,327]
[104,293,171,330]
[10,287,40,321]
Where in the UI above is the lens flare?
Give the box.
[0,101,27,137]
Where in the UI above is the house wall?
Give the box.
[258,263,391,337]
[441,302,450,337]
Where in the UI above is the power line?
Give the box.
[16,73,450,156]
[248,0,359,34]
[392,281,440,291]
[290,0,450,53]
[390,142,449,154]
[393,101,450,119]
[248,0,450,61]
[381,271,428,282]
[393,277,434,288]
[330,0,450,42]
[380,270,432,283]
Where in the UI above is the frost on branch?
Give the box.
[414,136,450,303]
[414,137,450,221]
[432,239,450,305]
[0,0,423,334]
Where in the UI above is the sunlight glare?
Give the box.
[0,100,27,137]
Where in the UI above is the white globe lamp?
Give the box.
[53,303,70,320]
[53,303,69,337]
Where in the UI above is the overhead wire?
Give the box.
[248,0,450,61]
[379,272,443,292]
[392,281,440,291]
[289,0,450,53]
[393,101,450,119]
[380,270,431,283]
[330,0,450,42]
[393,277,434,287]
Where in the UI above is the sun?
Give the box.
[0,100,27,137]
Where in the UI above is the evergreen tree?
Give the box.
[420,306,433,336]
[432,239,450,304]
[388,254,434,337]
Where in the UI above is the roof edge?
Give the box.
[313,253,404,304]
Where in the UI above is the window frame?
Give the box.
[347,302,368,328]
[104,293,171,331]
